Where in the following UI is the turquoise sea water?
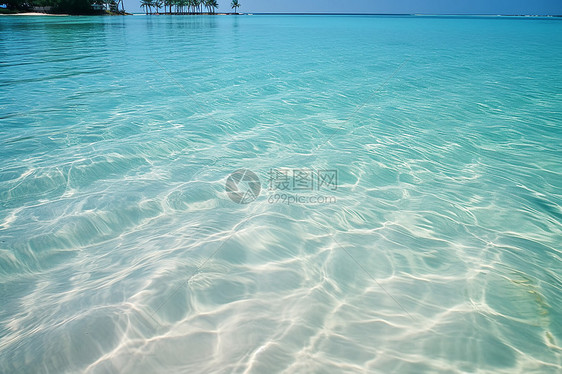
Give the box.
[1,14,562,373]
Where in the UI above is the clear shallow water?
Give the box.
[1,14,562,373]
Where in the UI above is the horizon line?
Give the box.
[131,12,562,17]
[246,12,562,17]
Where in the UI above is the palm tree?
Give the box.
[140,0,151,14]
[188,0,196,13]
[231,0,239,13]
[110,0,124,12]
[154,0,162,13]
[181,0,190,13]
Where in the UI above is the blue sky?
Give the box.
[125,0,562,15]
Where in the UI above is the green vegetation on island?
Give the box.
[139,0,241,14]
[0,0,242,15]
[0,0,125,14]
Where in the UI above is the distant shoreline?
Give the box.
[131,12,562,18]
[0,10,132,16]
[2,11,561,18]
[133,13,243,16]
[245,12,562,17]
[0,12,69,16]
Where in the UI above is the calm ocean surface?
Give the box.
[0,14,561,373]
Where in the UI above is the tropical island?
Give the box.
[140,0,240,15]
[0,0,240,15]
[0,0,125,14]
